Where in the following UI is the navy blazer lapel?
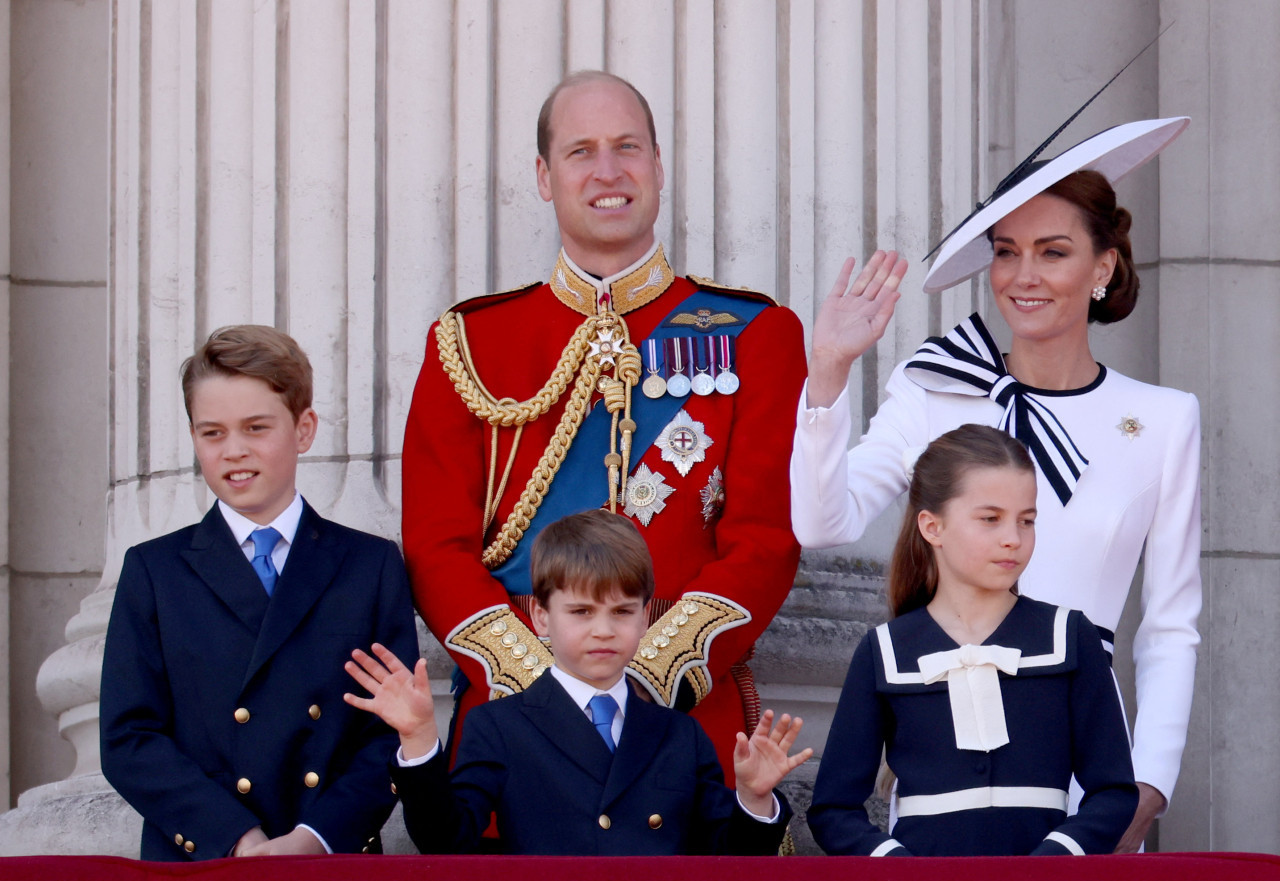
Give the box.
[521,674,614,786]
[243,502,347,688]
[601,683,673,807]
[180,506,270,635]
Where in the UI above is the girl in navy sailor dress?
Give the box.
[807,425,1137,856]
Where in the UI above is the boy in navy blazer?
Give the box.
[100,325,418,860]
[344,509,811,855]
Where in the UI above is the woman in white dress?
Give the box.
[790,118,1200,852]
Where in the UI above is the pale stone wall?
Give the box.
[0,0,1276,857]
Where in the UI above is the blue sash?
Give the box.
[489,288,769,595]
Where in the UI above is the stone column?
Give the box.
[0,0,113,856]
[1157,0,1280,854]
[0,0,11,811]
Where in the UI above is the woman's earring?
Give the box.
[1091,285,1108,301]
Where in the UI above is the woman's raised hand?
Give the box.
[807,251,909,408]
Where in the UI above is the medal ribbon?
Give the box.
[716,335,734,376]
[645,338,663,374]
[694,336,712,374]
[904,313,1088,505]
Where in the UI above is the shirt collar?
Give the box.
[549,664,630,716]
[218,491,304,548]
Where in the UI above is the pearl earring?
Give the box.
[1091,285,1107,301]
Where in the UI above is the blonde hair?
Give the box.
[181,325,313,423]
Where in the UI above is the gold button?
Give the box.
[234,708,250,724]
[361,846,369,854]
[304,771,320,788]
[648,814,663,830]
[598,814,611,830]
[390,782,398,795]
[308,704,321,720]
[174,833,184,846]
[236,778,251,794]
[184,840,195,853]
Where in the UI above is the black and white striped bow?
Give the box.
[904,313,1088,505]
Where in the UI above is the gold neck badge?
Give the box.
[550,245,675,316]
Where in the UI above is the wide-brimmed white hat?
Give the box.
[922,116,1190,294]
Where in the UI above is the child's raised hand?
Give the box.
[733,709,814,817]
[343,642,438,759]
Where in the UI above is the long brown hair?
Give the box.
[887,424,1034,617]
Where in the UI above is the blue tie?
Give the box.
[249,527,282,596]
[587,694,618,753]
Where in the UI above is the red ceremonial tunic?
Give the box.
[402,246,805,782]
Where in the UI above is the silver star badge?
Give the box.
[590,327,622,367]
[1116,414,1144,441]
[624,464,675,526]
[654,409,713,477]
[700,466,725,524]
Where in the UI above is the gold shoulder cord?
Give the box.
[435,309,642,568]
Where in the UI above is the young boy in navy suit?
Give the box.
[100,325,419,861]
[344,509,811,855]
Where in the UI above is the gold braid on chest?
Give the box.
[435,308,643,567]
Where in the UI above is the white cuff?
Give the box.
[294,824,332,854]
[736,792,782,823]
[1044,830,1084,855]
[396,740,441,767]
[870,838,904,856]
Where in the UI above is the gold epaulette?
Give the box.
[446,280,543,316]
[626,593,751,707]
[686,275,779,307]
[445,605,553,698]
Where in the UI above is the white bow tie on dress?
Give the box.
[918,643,1022,752]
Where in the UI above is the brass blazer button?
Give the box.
[304,771,320,788]
[648,814,663,829]
[234,708,250,723]
[390,782,398,795]
[184,840,196,853]
[308,704,321,720]
[236,778,252,794]
[598,814,611,830]
[174,833,184,846]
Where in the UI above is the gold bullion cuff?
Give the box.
[626,593,751,707]
[444,605,553,698]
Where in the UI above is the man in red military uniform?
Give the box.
[402,70,805,782]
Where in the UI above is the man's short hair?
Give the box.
[181,325,314,423]
[531,509,655,608]
[536,70,657,160]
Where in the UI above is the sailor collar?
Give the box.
[550,242,675,316]
[873,597,1078,693]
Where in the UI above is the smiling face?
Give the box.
[532,582,648,690]
[918,465,1037,599]
[989,193,1117,350]
[190,374,317,525]
[535,78,664,277]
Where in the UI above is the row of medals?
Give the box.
[640,336,739,399]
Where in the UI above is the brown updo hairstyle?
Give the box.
[1043,169,1139,324]
[887,424,1035,618]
